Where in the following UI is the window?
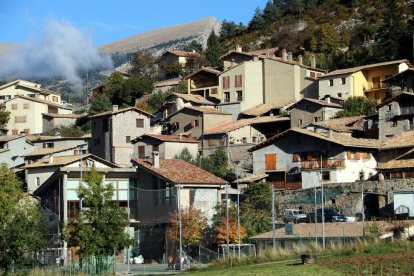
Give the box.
[310,72,316,78]
[252,137,257,143]
[359,171,364,181]
[224,92,230,103]
[314,117,319,123]
[28,94,35,98]
[126,136,131,143]
[136,119,144,128]
[362,152,369,160]
[265,154,277,171]
[235,74,243,88]
[242,137,247,143]
[12,129,18,135]
[222,76,230,89]
[211,88,218,95]
[153,145,159,152]
[23,103,29,109]
[171,122,180,131]
[36,177,40,187]
[138,146,145,158]
[15,116,26,123]
[208,139,217,146]
[387,105,392,111]
[392,120,398,127]
[67,201,80,219]
[52,96,58,102]
[321,171,330,181]
[337,93,342,98]
[11,104,17,110]
[341,78,346,85]
[298,119,303,125]
[103,119,109,131]
[192,119,199,127]
[236,91,243,101]
[329,79,334,86]
[347,150,361,160]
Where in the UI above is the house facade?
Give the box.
[0,135,34,168]
[158,50,199,80]
[185,67,222,103]
[90,106,152,166]
[5,96,72,135]
[318,60,410,102]
[250,128,379,190]
[42,113,81,132]
[131,134,199,159]
[0,79,62,104]
[288,97,343,128]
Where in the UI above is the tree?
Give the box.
[336,96,377,118]
[183,40,203,52]
[0,164,46,273]
[129,50,157,79]
[43,125,85,137]
[205,31,222,68]
[201,147,234,181]
[64,169,132,257]
[241,182,272,237]
[185,54,208,75]
[213,205,246,244]
[263,1,280,24]
[219,20,245,40]
[248,7,266,32]
[0,104,10,129]
[89,93,112,116]
[174,147,196,164]
[163,61,185,78]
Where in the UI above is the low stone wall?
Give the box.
[274,179,414,217]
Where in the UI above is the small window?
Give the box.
[242,137,247,143]
[298,119,303,125]
[341,78,346,85]
[136,119,144,128]
[52,96,58,102]
[24,129,30,135]
[211,88,218,95]
[23,103,29,109]
[12,129,18,135]
[252,137,257,143]
[387,105,392,111]
[392,120,398,127]
[314,117,319,123]
[126,136,131,143]
[235,75,243,88]
[359,171,364,181]
[15,116,27,123]
[153,145,159,152]
[36,177,40,187]
[194,119,199,127]
[222,76,230,89]
[236,91,243,101]
[329,79,334,86]
[224,92,230,103]
[11,104,17,110]
[322,171,330,181]
[337,93,342,98]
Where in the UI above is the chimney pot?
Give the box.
[288,52,293,62]
[49,156,54,164]
[328,129,333,138]
[152,151,160,168]
[325,95,331,104]
[298,55,303,65]
[282,49,288,61]
[311,55,316,68]
[112,105,118,112]
[235,45,242,52]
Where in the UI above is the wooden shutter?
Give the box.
[347,150,351,160]
[293,153,300,162]
[265,154,277,171]
[355,151,361,160]
[363,152,369,159]
[138,146,145,158]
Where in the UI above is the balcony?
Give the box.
[400,106,414,116]
[301,159,345,170]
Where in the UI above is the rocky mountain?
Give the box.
[98,17,221,56]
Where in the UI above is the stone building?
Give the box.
[42,113,81,133]
[90,106,153,166]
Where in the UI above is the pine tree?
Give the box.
[205,31,222,68]
[263,1,280,24]
[248,7,266,31]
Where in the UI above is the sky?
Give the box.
[0,0,269,46]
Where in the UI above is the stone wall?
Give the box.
[274,179,414,217]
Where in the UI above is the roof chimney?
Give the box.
[288,52,293,62]
[328,128,333,138]
[298,55,303,65]
[311,55,316,68]
[152,151,160,168]
[235,45,242,52]
[282,49,288,61]
[325,95,331,104]
[48,155,54,164]
[112,105,119,112]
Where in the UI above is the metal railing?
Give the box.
[301,159,345,170]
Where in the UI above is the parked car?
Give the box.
[283,209,307,223]
[312,208,346,222]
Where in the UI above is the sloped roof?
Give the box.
[204,116,289,135]
[24,153,119,168]
[251,221,410,240]
[22,146,78,157]
[26,135,91,143]
[171,92,215,105]
[131,134,199,144]
[0,79,60,95]
[168,106,231,118]
[250,127,381,152]
[383,67,414,82]
[163,50,200,57]
[240,100,295,117]
[220,47,278,59]
[184,67,222,79]
[234,173,268,184]
[131,158,228,185]
[6,95,72,110]
[90,107,153,118]
[378,148,414,170]
[381,131,414,149]
[287,98,343,110]
[378,92,414,108]
[0,135,24,143]
[154,79,181,88]
[42,113,81,119]
[321,59,410,78]
[310,116,364,133]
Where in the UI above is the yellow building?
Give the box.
[318,60,411,103]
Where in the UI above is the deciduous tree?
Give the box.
[336,96,377,118]
[0,105,10,129]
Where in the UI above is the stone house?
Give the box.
[130,156,227,262]
[158,50,200,80]
[0,135,34,168]
[166,106,233,139]
[239,100,295,118]
[185,67,222,103]
[156,92,215,120]
[131,134,199,159]
[42,113,81,132]
[249,128,380,190]
[382,67,414,97]
[377,92,414,140]
[153,79,181,92]
[5,95,72,135]
[318,59,410,103]
[288,97,343,128]
[90,106,153,166]
[0,79,62,104]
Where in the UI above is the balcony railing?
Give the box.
[301,159,345,170]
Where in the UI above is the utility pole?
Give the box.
[272,183,276,251]
[362,182,365,238]
[178,185,183,270]
[79,144,84,211]
[314,185,318,243]
[226,183,229,259]
[236,163,241,260]
[320,153,325,250]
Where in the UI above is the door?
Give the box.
[372,77,381,89]
[265,154,276,171]
[138,146,145,158]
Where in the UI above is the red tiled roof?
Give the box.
[131,158,228,185]
[132,134,199,143]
